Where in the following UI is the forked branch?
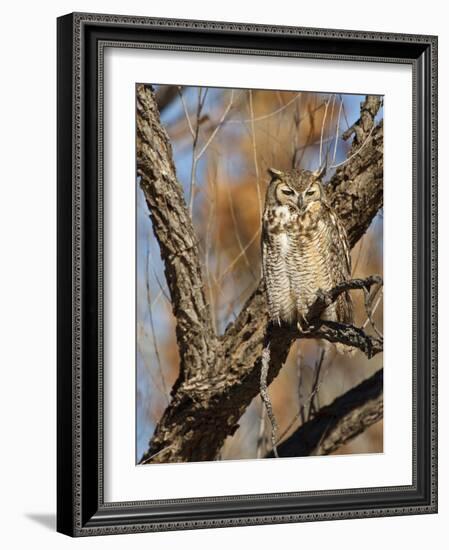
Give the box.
[268,369,383,457]
[138,90,384,464]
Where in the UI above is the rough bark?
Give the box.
[327,95,384,247]
[137,86,218,387]
[268,369,383,457]
[306,275,382,322]
[137,87,383,464]
[155,85,183,113]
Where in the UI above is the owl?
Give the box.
[261,166,353,348]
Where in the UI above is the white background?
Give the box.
[104,48,412,501]
[0,0,445,548]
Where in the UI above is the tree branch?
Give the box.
[327,96,383,247]
[137,84,218,385]
[155,85,183,113]
[268,369,383,457]
[138,91,383,464]
[306,275,383,322]
[302,321,383,358]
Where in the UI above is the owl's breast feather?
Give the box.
[278,233,289,257]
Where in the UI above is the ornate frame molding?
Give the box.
[57,12,437,536]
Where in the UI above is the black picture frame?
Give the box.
[57,12,438,536]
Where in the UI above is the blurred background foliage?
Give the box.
[136,85,383,462]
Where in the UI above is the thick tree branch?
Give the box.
[304,321,383,358]
[268,369,383,457]
[138,91,384,464]
[155,85,183,113]
[137,84,218,385]
[327,96,383,247]
[306,275,383,322]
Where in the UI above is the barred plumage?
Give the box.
[261,167,353,353]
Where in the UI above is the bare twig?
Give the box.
[297,102,317,168]
[291,94,303,168]
[195,90,234,160]
[187,89,203,215]
[363,285,384,339]
[274,345,304,443]
[330,123,376,169]
[140,443,175,465]
[307,349,326,420]
[219,228,261,283]
[276,347,331,445]
[227,92,302,124]
[224,180,258,280]
[145,241,170,404]
[297,347,306,426]
[248,90,263,221]
[325,94,336,161]
[339,94,351,130]
[362,286,383,330]
[332,98,344,165]
[319,96,331,166]
[268,369,383,458]
[177,86,195,139]
[256,399,267,459]
[150,262,171,304]
[187,89,235,216]
[137,334,169,398]
[351,235,365,277]
[306,275,383,323]
[205,169,217,331]
[260,344,279,458]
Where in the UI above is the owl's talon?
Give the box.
[297,317,311,334]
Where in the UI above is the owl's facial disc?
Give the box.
[275,182,299,208]
[300,181,322,211]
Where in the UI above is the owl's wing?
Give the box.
[329,210,351,278]
[327,209,353,324]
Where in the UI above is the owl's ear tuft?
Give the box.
[268,167,283,179]
[313,161,327,180]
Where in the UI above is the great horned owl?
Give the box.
[261,166,353,342]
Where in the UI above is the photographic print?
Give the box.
[136,84,384,465]
[57,14,437,535]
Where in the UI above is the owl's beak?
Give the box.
[297,195,303,210]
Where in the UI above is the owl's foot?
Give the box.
[297,316,312,334]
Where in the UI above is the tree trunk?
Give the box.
[137,86,384,464]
